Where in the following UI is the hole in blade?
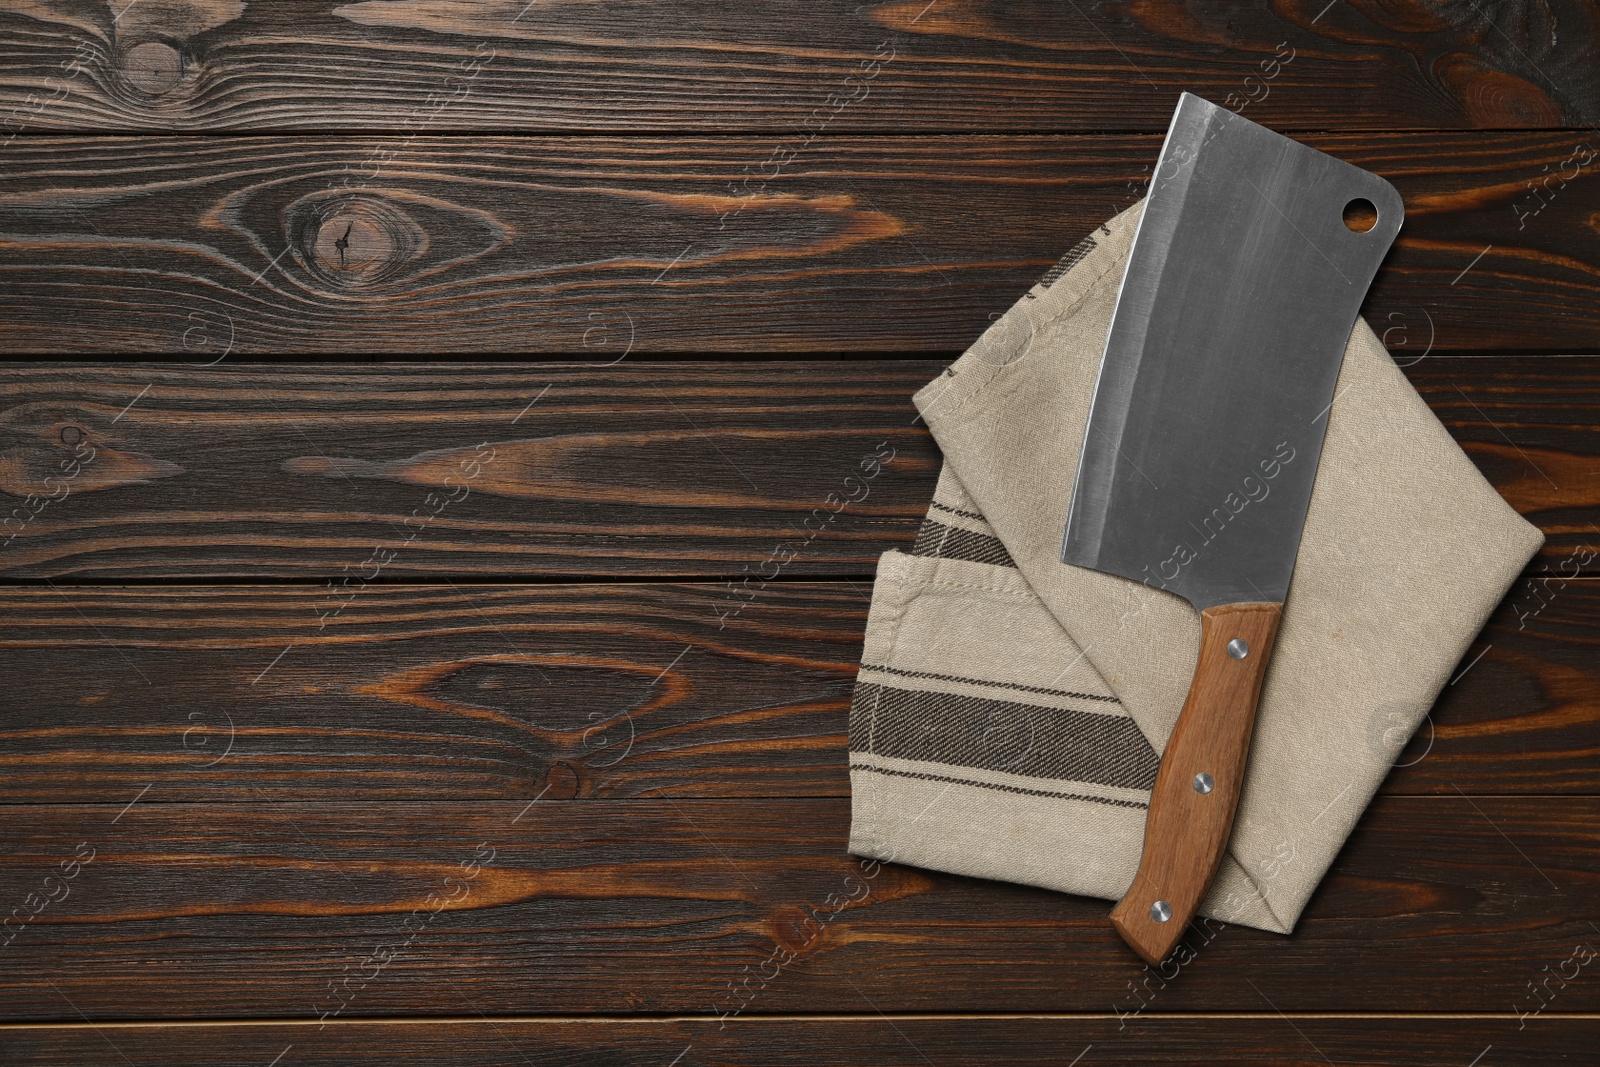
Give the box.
[1343,198,1378,233]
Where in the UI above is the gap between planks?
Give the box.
[5,1012,1599,1031]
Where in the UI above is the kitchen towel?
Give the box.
[847,201,1544,934]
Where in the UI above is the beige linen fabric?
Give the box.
[847,202,1544,933]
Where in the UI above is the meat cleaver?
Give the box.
[1060,93,1403,965]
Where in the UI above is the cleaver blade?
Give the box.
[1059,93,1402,965]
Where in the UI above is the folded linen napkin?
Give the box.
[847,202,1543,934]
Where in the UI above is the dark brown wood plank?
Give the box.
[1,134,1598,354]
[0,362,941,579]
[0,360,1596,579]
[0,1017,1588,1066]
[1409,355,1600,568]
[1396,576,1600,795]
[0,796,1593,1018]
[0,583,871,803]
[2,1,1597,133]
[2,576,1595,803]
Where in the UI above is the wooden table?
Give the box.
[2,4,1597,1064]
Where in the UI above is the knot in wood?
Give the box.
[296,196,423,292]
[121,41,183,95]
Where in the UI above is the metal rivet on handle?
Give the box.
[1227,638,1249,659]
[1193,772,1214,794]
[1149,900,1172,923]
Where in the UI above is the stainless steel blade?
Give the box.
[1060,93,1403,609]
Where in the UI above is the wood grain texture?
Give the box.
[1409,355,1600,566]
[2,0,1597,133]
[0,583,871,803]
[1393,573,1600,795]
[0,133,1598,353]
[1111,602,1282,966]
[0,363,940,579]
[0,361,1595,579]
[6,578,1596,804]
[0,796,1594,1018]
[1,1017,1591,1066]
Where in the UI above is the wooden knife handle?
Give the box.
[1109,601,1284,965]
